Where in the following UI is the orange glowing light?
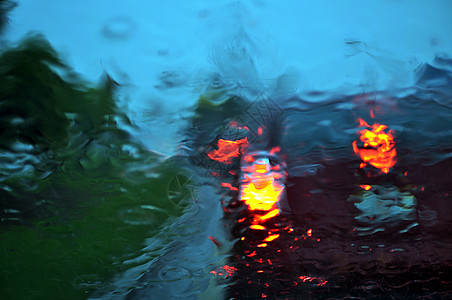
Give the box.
[299,275,328,286]
[269,146,281,156]
[239,151,286,251]
[306,229,312,237]
[358,118,371,127]
[247,251,257,257]
[353,118,397,174]
[254,208,280,222]
[240,181,284,211]
[255,163,269,173]
[220,182,238,191]
[210,265,237,277]
[360,184,372,190]
[207,137,249,164]
[250,224,266,230]
[223,265,237,273]
[209,236,221,247]
[229,120,249,131]
[263,233,280,242]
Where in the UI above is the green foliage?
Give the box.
[0,34,146,219]
[0,35,189,299]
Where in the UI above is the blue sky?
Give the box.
[4,0,451,154]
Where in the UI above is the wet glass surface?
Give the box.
[1,1,452,299]
[124,60,452,299]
